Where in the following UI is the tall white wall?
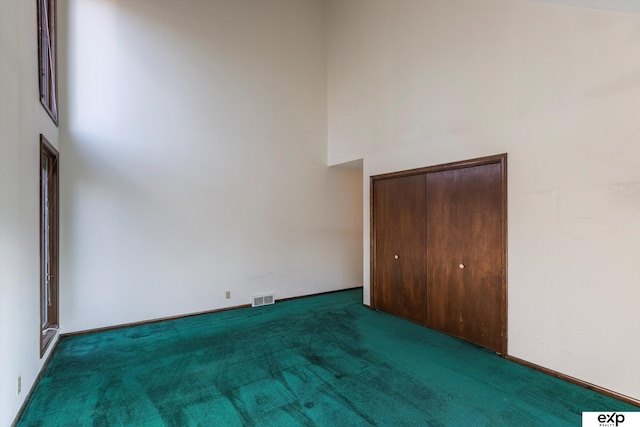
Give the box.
[0,1,60,425]
[59,0,363,333]
[328,0,640,400]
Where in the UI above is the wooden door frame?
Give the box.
[370,153,508,356]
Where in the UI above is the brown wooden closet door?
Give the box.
[426,163,503,352]
[373,175,427,325]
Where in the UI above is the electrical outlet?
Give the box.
[225,291,231,299]
[17,376,21,395]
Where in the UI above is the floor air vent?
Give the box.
[251,293,275,307]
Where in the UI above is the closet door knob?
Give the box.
[394,255,399,260]
[459,263,465,269]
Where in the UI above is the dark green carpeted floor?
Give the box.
[17,289,636,426]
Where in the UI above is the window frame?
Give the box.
[37,0,59,126]
[40,135,59,357]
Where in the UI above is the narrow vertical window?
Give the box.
[37,0,58,126]
[40,135,59,356]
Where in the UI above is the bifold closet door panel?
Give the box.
[426,163,503,352]
[373,174,427,325]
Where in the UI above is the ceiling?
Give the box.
[526,0,640,14]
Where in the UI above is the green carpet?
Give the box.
[17,289,636,426]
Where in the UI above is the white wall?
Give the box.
[328,0,640,400]
[0,0,61,425]
[59,0,363,333]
